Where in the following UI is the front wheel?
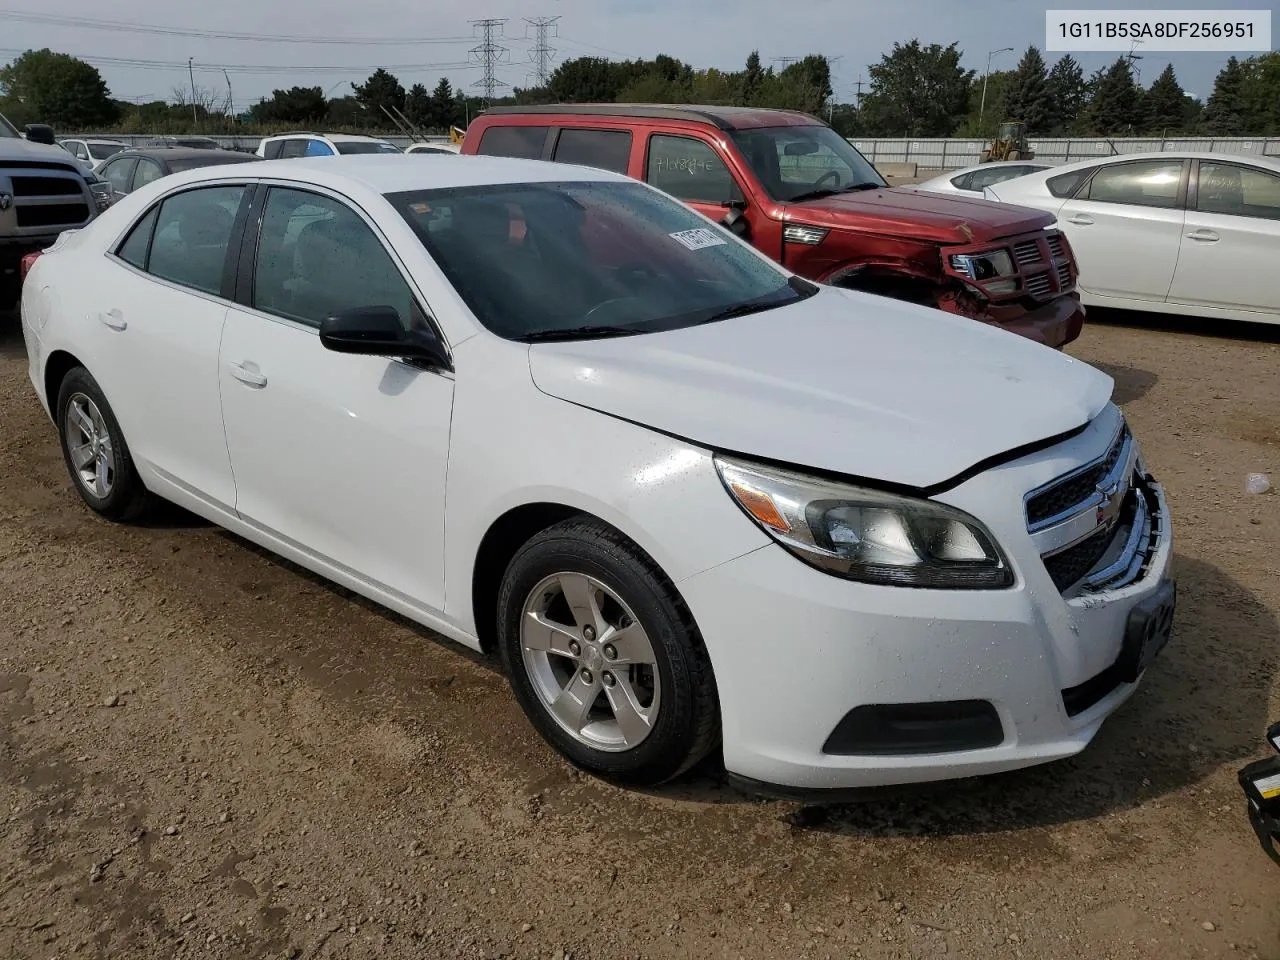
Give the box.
[497,517,720,785]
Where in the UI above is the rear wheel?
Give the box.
[497,517,719,785]
[55,367,151,521]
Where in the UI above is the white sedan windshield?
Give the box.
[388,180,813,341]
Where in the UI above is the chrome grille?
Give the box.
[1025,272,1052,299]
[1012,240,1042,266]
[11,176,82,197]
[1026,424,1131,527]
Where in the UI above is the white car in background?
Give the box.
[986,151,1280,325]
[19,156,1175,794]
[59,137,130,170]
[912,160,1053,196]
[256,132,400,159]
[405,141,461,155]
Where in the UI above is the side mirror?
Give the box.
[24,123,56,146]
[719,200,749,237]
[319,306,449,368]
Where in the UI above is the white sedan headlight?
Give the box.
[715,456,1013,589]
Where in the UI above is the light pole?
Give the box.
[979,47,1014,132]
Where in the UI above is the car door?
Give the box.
[643,132,760,251]
[92,182,249,511]
[100,157,137,200]
[1166,159,1280,318]
[1056,157,1189,302]
[218,183,454,611]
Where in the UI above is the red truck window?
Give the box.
[645,135,736,204]
[477,125,548,160]
[552,129,632,175]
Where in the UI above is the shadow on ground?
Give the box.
[1086,360,1158,405]
[212,528,1276,837]
[1086,306,1280,345]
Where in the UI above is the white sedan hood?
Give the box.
[527,287,1113,490]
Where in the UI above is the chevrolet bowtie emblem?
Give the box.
[0,193,12,211]
[1096,478,1125,529]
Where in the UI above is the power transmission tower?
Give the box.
[469,18,510,107]
[525,16,560,87]
[853,77,865,107]
[772,56,799,70]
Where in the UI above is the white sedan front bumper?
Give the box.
[679,411,1175,794]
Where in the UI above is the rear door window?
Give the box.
[1081,159,1184,209]
[102,157,137,194]
[551,129,632,174]
[262,139,285,160]
[146,186,246,296]
[476,125,548,160]
[278,138,310,159]
[132,158,165,191]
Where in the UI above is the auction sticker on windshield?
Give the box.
[669,227,727,250]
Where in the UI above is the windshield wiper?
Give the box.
[788,182,885,203]
[516,325,643,343]
[695,287,808,326]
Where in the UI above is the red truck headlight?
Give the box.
[950,250,1017,294]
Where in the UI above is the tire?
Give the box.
[55,366,151,521]
[497,517,720,785]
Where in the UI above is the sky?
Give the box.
[0,0,1274,110]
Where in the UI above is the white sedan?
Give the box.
[20,155,1175,793]
[986,151,1280,325]
[911,160,1052,196]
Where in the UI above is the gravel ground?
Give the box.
[2,304,1279,960]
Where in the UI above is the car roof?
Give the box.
[264,132,391,143]
[151,153,628,195]
[110,147,257,163]
[1047,150,1280,173]
[479,102,821,130]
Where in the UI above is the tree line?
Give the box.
[2,42,1278,139]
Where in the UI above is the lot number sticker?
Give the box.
[669,227,727,250]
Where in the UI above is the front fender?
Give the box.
[441,340,770,637]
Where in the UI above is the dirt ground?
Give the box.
[2,304,1279,960]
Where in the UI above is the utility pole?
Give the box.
[853,77,865,107]
[525,16,560,88]
[979,47,1014,131]
[469,19,510,108]
[188,57,198,127]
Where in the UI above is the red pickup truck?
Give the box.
[462,104,1084,349]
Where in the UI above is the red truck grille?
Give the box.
[946,229,1076,304]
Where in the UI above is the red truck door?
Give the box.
[639,131,780,261]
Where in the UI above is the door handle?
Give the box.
[1185,229,1219,242]
[98,309,126,331]
[227,360,267,388]
[1066,215,1094,226]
